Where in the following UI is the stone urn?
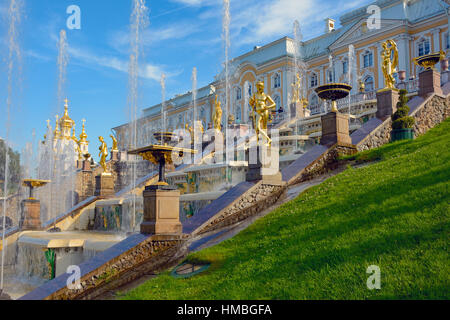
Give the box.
[398,70,406,82]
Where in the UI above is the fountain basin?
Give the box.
[153,132,178,145]
[414,51,445,70]
[315,83,352,112]
[315,83,352,101]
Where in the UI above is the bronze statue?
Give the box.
[249,81,276,146]
[98,136,108,173]
[381,40,398,90]
[212,95,223,131]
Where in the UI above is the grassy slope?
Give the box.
[121,119,450,300]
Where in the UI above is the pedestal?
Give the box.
[245,146,283,185]
[21,199,42,230]
[141,188,182,235]
[95,173,114,198]
[110,150,119,161]
[290,102,310,119]
[320,112,352,146]
[82,159,91,171]
[418,69,443,97]
[376,89,399,119]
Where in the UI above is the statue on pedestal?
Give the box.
[110,134,118,152]
[212,95,222,131]
[98,136,108,173]
[381,40,398,90]
[249,81,276,146]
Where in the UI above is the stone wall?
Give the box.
[46,236,184,300]
[289,145,357,186]
[197,183,286,235]
[411,95,450,137]
[357,94,450,151]
[356,119,392,152]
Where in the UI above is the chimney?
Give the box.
[325,18,335,33]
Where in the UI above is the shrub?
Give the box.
[392,89,415,130]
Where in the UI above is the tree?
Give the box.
[392,89,415,130]
[0,139,21,196]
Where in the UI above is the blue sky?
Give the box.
[0,0,374,161]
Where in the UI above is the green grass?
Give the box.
[120,119,450,300]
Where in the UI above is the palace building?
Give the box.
[113,0,450,150]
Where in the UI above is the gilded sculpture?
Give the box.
[110,134,119,152]
[212,95,223,131]
[98,136,108,173]
[380,40,398,90]
[249,81,276,146]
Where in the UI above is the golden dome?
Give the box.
[60,98,75,130]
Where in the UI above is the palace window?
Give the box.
[236,87,242,100]
[327,70,334,83]
[342,59,348,75]
[446,33,449,49]
[248,83,253,96]
[417,38,430,56]
[309,94,319,114]
[363,51,373,68]
[310,73,318,88]
[364,76,374,92]
[274,95,282,112]
[273,73,281,88]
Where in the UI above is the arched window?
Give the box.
[236,87,242,100]
[363,50,373,68]
[327,70,334,83]
[310,73,318,88]
[342,59,348,75]
[364,76,374,92]
[309,94,319,114]
[417,38,430,56]
[273,73,281,88]
[274,95,282,112]
[248,83,253,96]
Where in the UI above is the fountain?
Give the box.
[1,0,23,298]
[315,83,352,113]
[129,134,196,234]
[22,179,50,200]
[413,51,446,70]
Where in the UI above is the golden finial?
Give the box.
[54,115,60,138]
[79,119,88,144]
[46,119,50,129]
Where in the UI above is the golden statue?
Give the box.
[249,81,276,146]
[185,123,194,141]
[212,95,222,131]
[98,136,108,173]
[291,73,301,103]
[110,134,118,152]
[380,40,398,90]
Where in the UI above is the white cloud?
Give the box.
[68,46,166,81]
[230,0,373,45]
[170,0,205,6]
